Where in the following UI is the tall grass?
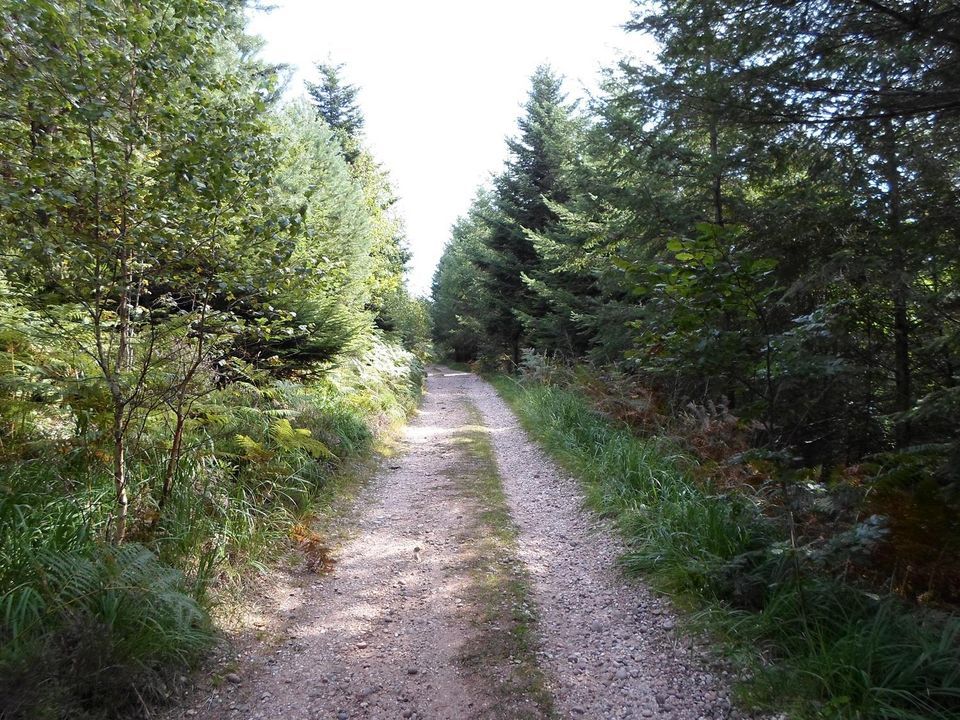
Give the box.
[0,464,212,719]
[492,376,960,720]
[0,338,424,719]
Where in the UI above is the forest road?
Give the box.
[173,367,748,720]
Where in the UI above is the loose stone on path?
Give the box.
[167,366,748,720]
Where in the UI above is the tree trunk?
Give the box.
[113,411,128,542]
[706,56,724,227]
[882,117,911,447]
[892,286,911,444]
[710,116,724,226]
[118,247,134,371]
[112,246,133,539]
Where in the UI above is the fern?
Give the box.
[1,543,212,718]
[271,418,335,459]
[234,433,274,462]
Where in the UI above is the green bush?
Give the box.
[150,337,422,583]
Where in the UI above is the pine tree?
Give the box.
[304,61,421,347]
[431,192,493,361]
[479,66,577,363]
[305,61,365,162]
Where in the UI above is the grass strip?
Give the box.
[450,401,555,719]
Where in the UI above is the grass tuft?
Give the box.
[452,403,554,719]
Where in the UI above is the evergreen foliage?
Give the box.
[0,2,429,716]
[431,3,960,716]
[306,61,366,156]
[475,66,579,363]
[432,1,960,541]
[304,62,419,345]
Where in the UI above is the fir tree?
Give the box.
[479,66,577,363]
[306,61,365,162]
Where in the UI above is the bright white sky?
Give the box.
[247,0,649,296]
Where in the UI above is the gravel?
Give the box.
[462,369,751,720]
[167,367,752,720]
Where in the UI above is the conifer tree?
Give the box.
[479,66,577,363]
[431,192,493,361]
[304,61,415,343]
[306,61,365,163]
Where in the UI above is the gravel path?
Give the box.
[461,371,746,720]
[173,367,747,720]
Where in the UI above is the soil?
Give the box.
[168,367,753,720]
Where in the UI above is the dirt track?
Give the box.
[172,367,745,720]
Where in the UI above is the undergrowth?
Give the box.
[0,338,423,719]
[491,376,960,720]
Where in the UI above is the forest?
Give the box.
[0,1,428,717]
[431,0,960,717]
[1,0,959,719]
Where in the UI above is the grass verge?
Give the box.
[490,375,960,720]
[0,339,423,720]
[451,401,554,719]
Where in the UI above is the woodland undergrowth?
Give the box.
[491,358,960,720]
[0,339,423,720]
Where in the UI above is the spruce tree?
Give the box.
[479,65,577,363]
[306,61,365,162]
[431,192,494,361]
[304,61,414,341]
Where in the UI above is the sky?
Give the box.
[247,0,648,296]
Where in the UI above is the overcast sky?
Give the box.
[247,0,649,296]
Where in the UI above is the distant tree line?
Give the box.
[432,0,959,538]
